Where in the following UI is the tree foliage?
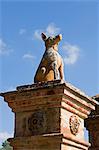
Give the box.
[0,141,13,150]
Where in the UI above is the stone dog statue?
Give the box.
[34,33,64,83]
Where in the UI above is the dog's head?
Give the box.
[41,33,62,51]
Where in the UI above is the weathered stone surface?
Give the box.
[8,133,90,150]
[0,80,98,150]
[85,95,99,150]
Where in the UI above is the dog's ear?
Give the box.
[54,34,62,44]
[41,33,47,41]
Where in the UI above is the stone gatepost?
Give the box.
[0,80,98,150]
[85,95,99,150]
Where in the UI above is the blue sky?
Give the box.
[0,0,99,147]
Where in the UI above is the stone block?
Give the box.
[85,94,99,150]
[1,80,98,150]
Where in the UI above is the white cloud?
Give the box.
[23,53,35,61]
[0,132,13,141]
[46,23,60,36]
[34,30,42,40]
[33,23,61,40]
[62,42,80,65]
[0,38,13,56]
[19,28,26,35]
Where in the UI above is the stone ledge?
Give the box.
[0,80,98,119]
[8,133,90,150]
[17,80,62,91]
[0,80,98,107]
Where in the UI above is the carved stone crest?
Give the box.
[69,115,81,135]
[28,111,46,135]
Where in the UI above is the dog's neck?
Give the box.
[45,44,58,52]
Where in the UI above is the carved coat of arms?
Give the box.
[69,115,81,135]
[28,111,46,135]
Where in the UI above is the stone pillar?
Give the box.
[85,95,99,150]
[0,80,98,150]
